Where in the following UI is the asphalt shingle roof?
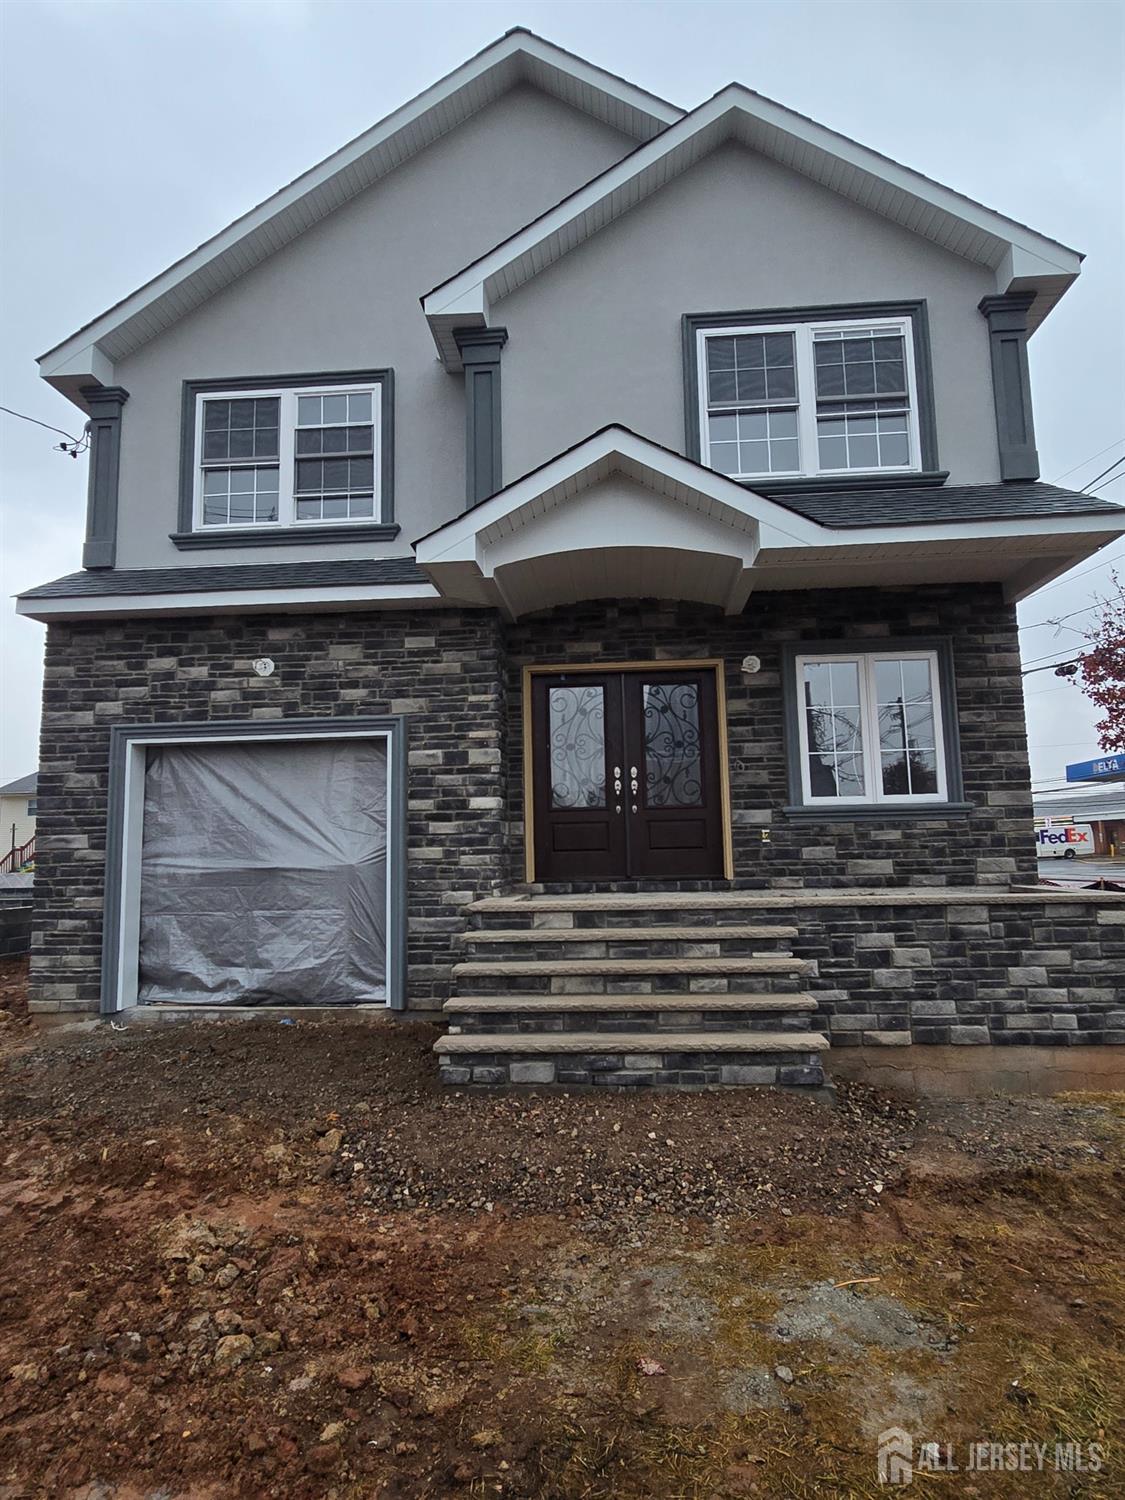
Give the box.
[769,482,1124,529]
[0,773,37,798]
[18,556,428,600]
[16,484,1122,603]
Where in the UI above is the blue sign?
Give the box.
[1066,755,1125,783]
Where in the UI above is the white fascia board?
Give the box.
[424,82,1083,353]
[15,582,441,623]
[803,512,1125,549]
[413,428,824,564]
[39,31,680,399]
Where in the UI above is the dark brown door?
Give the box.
[531,672,627,881]
[530,668,725,881]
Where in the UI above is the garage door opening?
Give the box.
[102,720,406,1013]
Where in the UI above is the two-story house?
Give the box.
[18,32,1125,1090]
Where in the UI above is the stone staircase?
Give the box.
[434,892,830,1089]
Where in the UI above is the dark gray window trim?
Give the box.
[978,293,1039,481]
[779,635,966,817]
[102,716,409,1015]
[178,369,395,537]
[744,469,949,498]
[80,385,130,570]
[454,326,508,508]
[682,301,939,477]
[170,522,400,549]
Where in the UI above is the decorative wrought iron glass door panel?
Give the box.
[530,668,725,881]
[622,670,724,878]
[531,672,627,881]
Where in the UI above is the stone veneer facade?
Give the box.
[31,608,507,1015]
[503,584,1038,889]
[27,584,1124,1041]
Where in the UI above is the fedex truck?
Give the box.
[1036,824,1095,859]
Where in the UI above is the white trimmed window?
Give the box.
[697,317,921,481]
[194,383,382,529]
[795,650,948,805]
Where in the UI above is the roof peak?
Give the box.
[38,30,681,408]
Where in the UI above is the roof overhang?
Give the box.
[424,85,1083,367]
[414,427,1125,617]
[15,580,442,624]
[37,30,682,410]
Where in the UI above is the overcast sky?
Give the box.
[1,0,1123,795]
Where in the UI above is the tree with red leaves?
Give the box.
[1076,570,1125,753]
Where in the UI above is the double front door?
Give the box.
[529,666,726,881]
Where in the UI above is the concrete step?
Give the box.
[452,956,810,979]
[434,1030,830,1089]
[444,992,818,1014]
[468,892,790,913]
[461,924,798,944]
[444,992,823,1035]
[435,1030,829,1054]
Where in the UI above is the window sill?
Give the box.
[782,801,973,822]
[744,470,949,496]
[170,523,400,550]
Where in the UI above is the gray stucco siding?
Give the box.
[495,142,1001,489]
[110,86,637,571]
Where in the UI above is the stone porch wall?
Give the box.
[30,608,506,1015]
[784,895,1125,1046]
[503,585,1038,888]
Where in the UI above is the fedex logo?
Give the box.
[1036,824,1094,857]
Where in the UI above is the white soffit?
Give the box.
[37,31,682,408]
[424,84,1083,364]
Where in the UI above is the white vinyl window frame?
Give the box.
[191,382,383,531]
[696,316,922,482]
[104,723,403,1014]
[794,649,949,807]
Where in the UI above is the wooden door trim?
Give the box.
[521,660,734,883]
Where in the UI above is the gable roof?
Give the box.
[38,30,682,409]
[0,773,37,799]
[423,83,1083,365]
[413,425,1125,613]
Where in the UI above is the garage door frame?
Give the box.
[101,716,408,1015]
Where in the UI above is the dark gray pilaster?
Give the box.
[454,327,508,507]
[979,294,1039,481]
[79,384,129,569]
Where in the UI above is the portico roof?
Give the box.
[413,427,1125,618]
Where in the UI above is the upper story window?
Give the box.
[694,312,924,482]
[190,377,388,531]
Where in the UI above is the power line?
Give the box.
[1084,472,1125,498]
[1018,599,1125,668]
[1050,438,1125,485]
[1080,454,1125,493]
[1019,600,1119,632]
[0,403,89,456]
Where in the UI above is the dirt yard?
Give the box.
[0,958,1122,1498]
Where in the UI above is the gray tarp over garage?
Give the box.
[137,738,388,1005]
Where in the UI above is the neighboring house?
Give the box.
[0,774,37,869]
[17,32,1125,1085]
